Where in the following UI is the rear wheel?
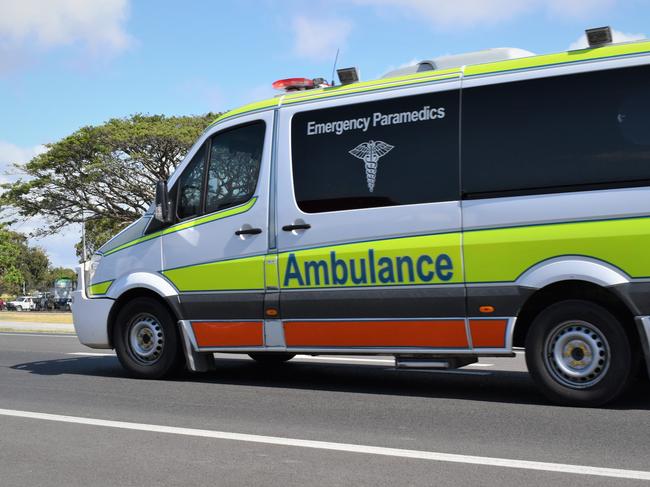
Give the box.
[525,300,636,407]
[249,352,296,364]
[113,297,183,379]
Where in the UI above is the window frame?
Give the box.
[172,119,267,223]
[202,120,266,215]
[175,142,208,222]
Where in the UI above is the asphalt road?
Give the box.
[1,332,649,486]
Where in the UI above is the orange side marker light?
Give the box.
[479,306,495,314]
[265,308,279,317]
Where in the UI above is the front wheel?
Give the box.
[525,300,636,407]
[113,297,184,379]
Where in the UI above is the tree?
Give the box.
[1,113,218,258]
[0,228,24,295]
[45,267,77,285]
[0,226,51,295]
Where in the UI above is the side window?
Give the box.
[177,144,206,220]
[462,64,650,197]
[205,122,265,213]
[291,90,460,213]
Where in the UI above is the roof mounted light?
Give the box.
[337,67,359,85]
[272,77,314,92]
[271,77,330,92]
[586,26,613,47]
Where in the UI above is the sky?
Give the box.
[0,0,648,269]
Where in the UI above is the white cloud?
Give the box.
[0,140,77,268]
[351,0,618,28]
[292,16,352,60]
[568,29,646,50]
[32,225,81,269]
[0,0,132,72]
[0,141,46,185]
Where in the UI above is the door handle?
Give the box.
[235,227,262,236]
[282,223,311,231]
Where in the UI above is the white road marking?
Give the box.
[67,352,116,357]
[0,408,648,481]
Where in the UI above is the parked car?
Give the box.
[7,296,36,311]
[0,298,5,311]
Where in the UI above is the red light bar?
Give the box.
[272,77,315,91]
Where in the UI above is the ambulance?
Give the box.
[72,27,650,406]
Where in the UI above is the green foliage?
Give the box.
[45,266,77,284]
[1,113,218,258]
[0,226,51,294]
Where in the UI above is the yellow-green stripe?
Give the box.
[464,217,650,282]
[163,255,266,292]
[88,280,113,296]
[103,198,257,256]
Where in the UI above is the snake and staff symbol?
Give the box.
[348,140,395,192]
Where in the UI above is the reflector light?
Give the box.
[272,77,314,91]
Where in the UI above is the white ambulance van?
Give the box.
[73,32,650,406]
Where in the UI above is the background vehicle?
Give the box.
[52,278,74,310]
[0,298,5,311]
[7,296,36,311]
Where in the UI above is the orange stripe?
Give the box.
[469,319,508,348]
[192,321,263,347]
[283,320,468,348]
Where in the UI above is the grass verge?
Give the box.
[0,311,73,324]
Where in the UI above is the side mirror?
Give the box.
[154,180,173,224]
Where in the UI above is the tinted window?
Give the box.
[177,144,206,219]
[205,122,265,213]
[462,64,650,197]
[291,90,460,213]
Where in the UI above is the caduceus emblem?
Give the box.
[349,140,395,192]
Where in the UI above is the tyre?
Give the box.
[113,297,184,379]
[525,300,636,407]
[249,352,296,364]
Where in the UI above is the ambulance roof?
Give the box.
[210,39,650,127]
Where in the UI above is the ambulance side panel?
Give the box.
[461,53,650,324]
[274,76,474,352]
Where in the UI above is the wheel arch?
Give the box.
[513,280,640,353]
[107,287,181,349]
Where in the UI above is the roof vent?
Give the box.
[381,47,535,79]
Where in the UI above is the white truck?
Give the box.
[8,296,36,311]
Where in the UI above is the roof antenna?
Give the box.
[330,48,340,86]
